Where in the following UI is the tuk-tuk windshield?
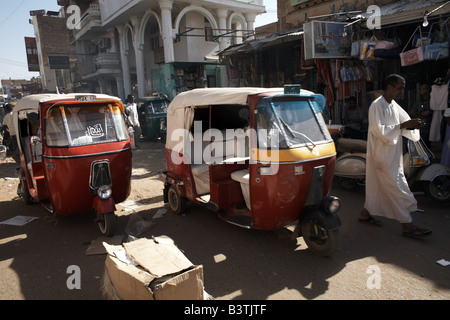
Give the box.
[146,100,169,114]
[256,96,331,149]
[45,104,129,147]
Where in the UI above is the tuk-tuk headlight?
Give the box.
[98,185,112,199]
[322,196,340,214]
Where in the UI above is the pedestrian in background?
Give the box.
[126,95,141,149]
[358,74,432,239]
[343,96,365,140]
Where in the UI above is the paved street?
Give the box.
[0,140,449,300]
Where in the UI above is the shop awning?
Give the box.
[219,43,251,56]
[219,28,304,57]
[255,30,303,50]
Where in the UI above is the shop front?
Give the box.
[150,62,221,100]
[220,7,449,130]
[220,28,307,88]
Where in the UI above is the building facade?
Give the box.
[64,0,266,100]
[31,13,77,93]
[1,78,43,100]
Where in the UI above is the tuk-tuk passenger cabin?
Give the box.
[164,87,341,256]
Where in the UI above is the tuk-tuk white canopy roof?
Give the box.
[165,87,317,152]
[167,87,284,115]
[13,93,121,113]
[166,88,284,151]
[10,94,121,140]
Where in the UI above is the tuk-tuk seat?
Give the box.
[189,131,249,196]
[191,163,210,195]
[191,163,209,175]
[231,169,249,182]
[72,135,93,145]
[231,169,251,210]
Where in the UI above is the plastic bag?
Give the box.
[124,213,154,241]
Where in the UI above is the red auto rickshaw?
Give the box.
[163,87,341,256]
[11,94,132,236]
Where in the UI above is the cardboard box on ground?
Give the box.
[103,236,204,300]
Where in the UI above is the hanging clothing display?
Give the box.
[429,79,449,142]
[315,60,335,108]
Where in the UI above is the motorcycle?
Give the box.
[333,133,367,190]
[404,139,450,203]
[333,133,450,203]
[1,106,20,163]
[0,144,6,161]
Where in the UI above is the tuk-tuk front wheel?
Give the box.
[301,216,340,257]
[168,185,186,215]
[97,212,117,237]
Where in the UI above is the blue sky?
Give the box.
[0,0,61,80]
[0,0,277,81]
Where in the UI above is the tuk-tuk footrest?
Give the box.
[219,212,253,229]
[196,197,219,212]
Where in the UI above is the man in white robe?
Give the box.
[358,74,432,238]
[126,95,141,149]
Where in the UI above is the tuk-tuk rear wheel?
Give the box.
[98,212,117,237]
[301,218,340,257]
[18,180,34,205]
[168,185,186,215]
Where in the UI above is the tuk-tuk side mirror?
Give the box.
[30,136,41,145]
[310,94,326,112]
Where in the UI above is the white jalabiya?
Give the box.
[364,96,420,223]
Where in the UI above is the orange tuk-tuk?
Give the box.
[164,87,341,256]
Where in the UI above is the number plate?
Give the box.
[75,95,96,102]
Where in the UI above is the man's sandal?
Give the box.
[358,216,383,227]
[402,226,432,239]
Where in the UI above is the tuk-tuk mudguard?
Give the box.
[335,153,366,179]
[304,165,326,206]
[416,163,450,181]
[93,197,116,216]
[293,208,342,238]
[163,171,185,203]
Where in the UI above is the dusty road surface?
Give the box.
[0,140,449,301]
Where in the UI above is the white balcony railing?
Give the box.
[80,3,101,30]
[73,3,102,40]
[96,52,120,69]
